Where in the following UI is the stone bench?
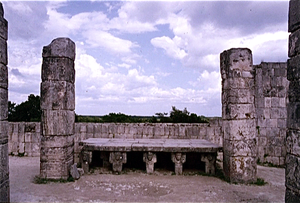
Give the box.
[79,138,222,175]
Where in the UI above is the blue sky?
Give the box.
[3,1,289,116]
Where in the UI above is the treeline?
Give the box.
[8,94,209,123]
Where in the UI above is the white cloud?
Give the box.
[151,36,187,60]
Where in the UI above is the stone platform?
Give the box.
[79,138,222,175]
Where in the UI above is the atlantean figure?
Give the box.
[171,152,186,175]
[143,152,157,174]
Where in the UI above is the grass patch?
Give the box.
[251,178,267,186]
[33,175,74,184]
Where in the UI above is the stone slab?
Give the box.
[80,138,222,153]
[0,38,7,65]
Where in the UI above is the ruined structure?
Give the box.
[286,0,300,201]
[255,62,288,166]
[40,38,76,180]
[221,48,257,183]
[0,2,9,201]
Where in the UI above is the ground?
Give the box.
[10,156,285,202]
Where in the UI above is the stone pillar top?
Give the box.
[42,38,75,60]
[220,48,253,80]
[0,3,4,18]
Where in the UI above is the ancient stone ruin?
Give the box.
[40,38,76,180]
[286,0,300,201]
[0,2,9,202]
[2,0,300,202]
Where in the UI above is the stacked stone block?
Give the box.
[0,2,9,201]
[40,38,76,180]
[286,0,300,201]
[221,48,257,183]
[255,62,288,166]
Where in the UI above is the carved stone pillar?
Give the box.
[40,38,76,180]
[220,48,257,183]
[286,0,300,201]
[171,152,186,175]
[143,152,157,174]
[0,2,9,202]
[109,152,127,173]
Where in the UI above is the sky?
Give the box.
[2,0,289,117]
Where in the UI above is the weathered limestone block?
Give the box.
[42,38,76,60]
[222,89,254,104]
[41,58,75,83]
[143,152,157,174]
[0,88,7,121]
[289,0,300,33]
[41,110,75,136]
[40,156,73,179]
[171,152,186,175]
[286,154,300,191]
[287,102,300,130]
[40,145,73,162]
[288,56,300,81]
[222,103,255,120]
[0,64,7,89]
[0,17,7,41]
[223,139,257,157]
[40,81,75,110]
[109,152,127,173]
[223,155,257,184]
[0,38,7,65]
[201,153,216,175]
[80,150,92,173]
[286,130,300,156]
[223,120,256,140]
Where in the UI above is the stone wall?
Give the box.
[8,122,40,157]
[255,62,288,166]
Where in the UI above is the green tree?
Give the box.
[8,94,41,122]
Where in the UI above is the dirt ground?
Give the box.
[10,156,285,202]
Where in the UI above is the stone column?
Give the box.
[0,2,9,202]
[220,48,257,183]
[40,38,76,180]
[143,152,157,174]
[286,0,300,201]
[171,152,186,175]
